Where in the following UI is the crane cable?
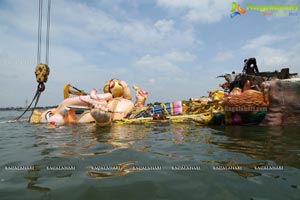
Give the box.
[15,0,51,121]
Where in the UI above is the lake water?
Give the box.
[0,111,300,200]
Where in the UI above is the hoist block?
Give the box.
[35,63,50,83]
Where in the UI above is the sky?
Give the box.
[0,0,299,107]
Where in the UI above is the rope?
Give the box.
[45,0,51,65]
[37,0,43,64]
[15,83,45,121]
[15,0,51,121]
[37,0,51,65]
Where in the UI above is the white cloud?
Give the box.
[136,54,180,72]
[0,0,37,37]
[242,34,288,50]
[0,0,299,107]
[49,1,198,53]
[154,19,175,34]
[0,0,200,106]
[255,47,289,68]
[0,0,197,53]
[136,51,196,72]
[147,78,156,84]
[156,0,235,23]
[213,51,234,62]
[133,50,200,103]
[164,51,196,62]
[241,33,300,71]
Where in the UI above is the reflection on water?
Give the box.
[94,125,148,149]
[30,123,300,182]
[86,161,138,179]
[1,112,300,199]
[210,126,300,169]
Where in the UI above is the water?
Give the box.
[0,111,300,200]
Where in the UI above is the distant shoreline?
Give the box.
[0,106,57,111]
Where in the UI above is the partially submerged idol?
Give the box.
[30,79,148,126]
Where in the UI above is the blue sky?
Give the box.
[0,0,299,107]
